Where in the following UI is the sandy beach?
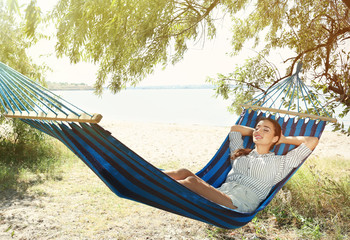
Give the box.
[0,121,349,239]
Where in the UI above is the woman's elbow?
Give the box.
[230,125,240,132]
[306,137,319,150]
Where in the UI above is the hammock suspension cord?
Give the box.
[242,62,336,122]
[0,62,102,123]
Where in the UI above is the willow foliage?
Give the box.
[53,0,220,94]
[30,0,350,133]
[224,0,350,134]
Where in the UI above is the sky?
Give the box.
[27,1,290,87]
[29,23,239,87]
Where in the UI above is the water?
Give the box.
[54,88,236,127]
[54,88,349,130]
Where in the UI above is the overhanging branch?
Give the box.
[158,0,220,39]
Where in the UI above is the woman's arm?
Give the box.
[278,134,319,150]
[230,125,254,136]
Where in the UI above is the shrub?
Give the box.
[0,119,64,190]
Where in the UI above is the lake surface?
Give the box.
[55,88,236,127]
[54,88,349,131]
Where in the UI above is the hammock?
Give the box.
[0,61,335,229]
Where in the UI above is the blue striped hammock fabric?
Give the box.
[21,109,325,229]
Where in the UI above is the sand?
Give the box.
[0,121,349,239]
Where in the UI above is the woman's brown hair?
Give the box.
[231,117,282,159]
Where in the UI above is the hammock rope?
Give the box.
[0,62,102,123]
[243,62,336,122]
[0,61,334,229]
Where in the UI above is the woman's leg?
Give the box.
[165,169,236,209]
[179,175,236,209]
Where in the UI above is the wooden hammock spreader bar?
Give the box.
[241,104,337,123]
[4,111,103,123]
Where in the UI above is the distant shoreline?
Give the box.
[49,87,94,91]
[50,84,216,91]
[126,84,215,90]
[47,81,94,91]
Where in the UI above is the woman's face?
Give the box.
[253,120,279,147]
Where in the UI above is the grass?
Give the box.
[207,155,350,240]
[0,136,70,191]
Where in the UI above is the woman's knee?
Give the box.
[180,176,200,187]
[176,168,195,178]
[165,168,195,180]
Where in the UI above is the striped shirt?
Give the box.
[221,131,312,201]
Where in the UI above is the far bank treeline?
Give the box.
[47,81,94,91]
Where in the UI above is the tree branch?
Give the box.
[159,0,221,39]
[220,77,267,93]
[342,0,350,9]
[284,26,350,75]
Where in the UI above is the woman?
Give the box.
[164,118,319,212]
